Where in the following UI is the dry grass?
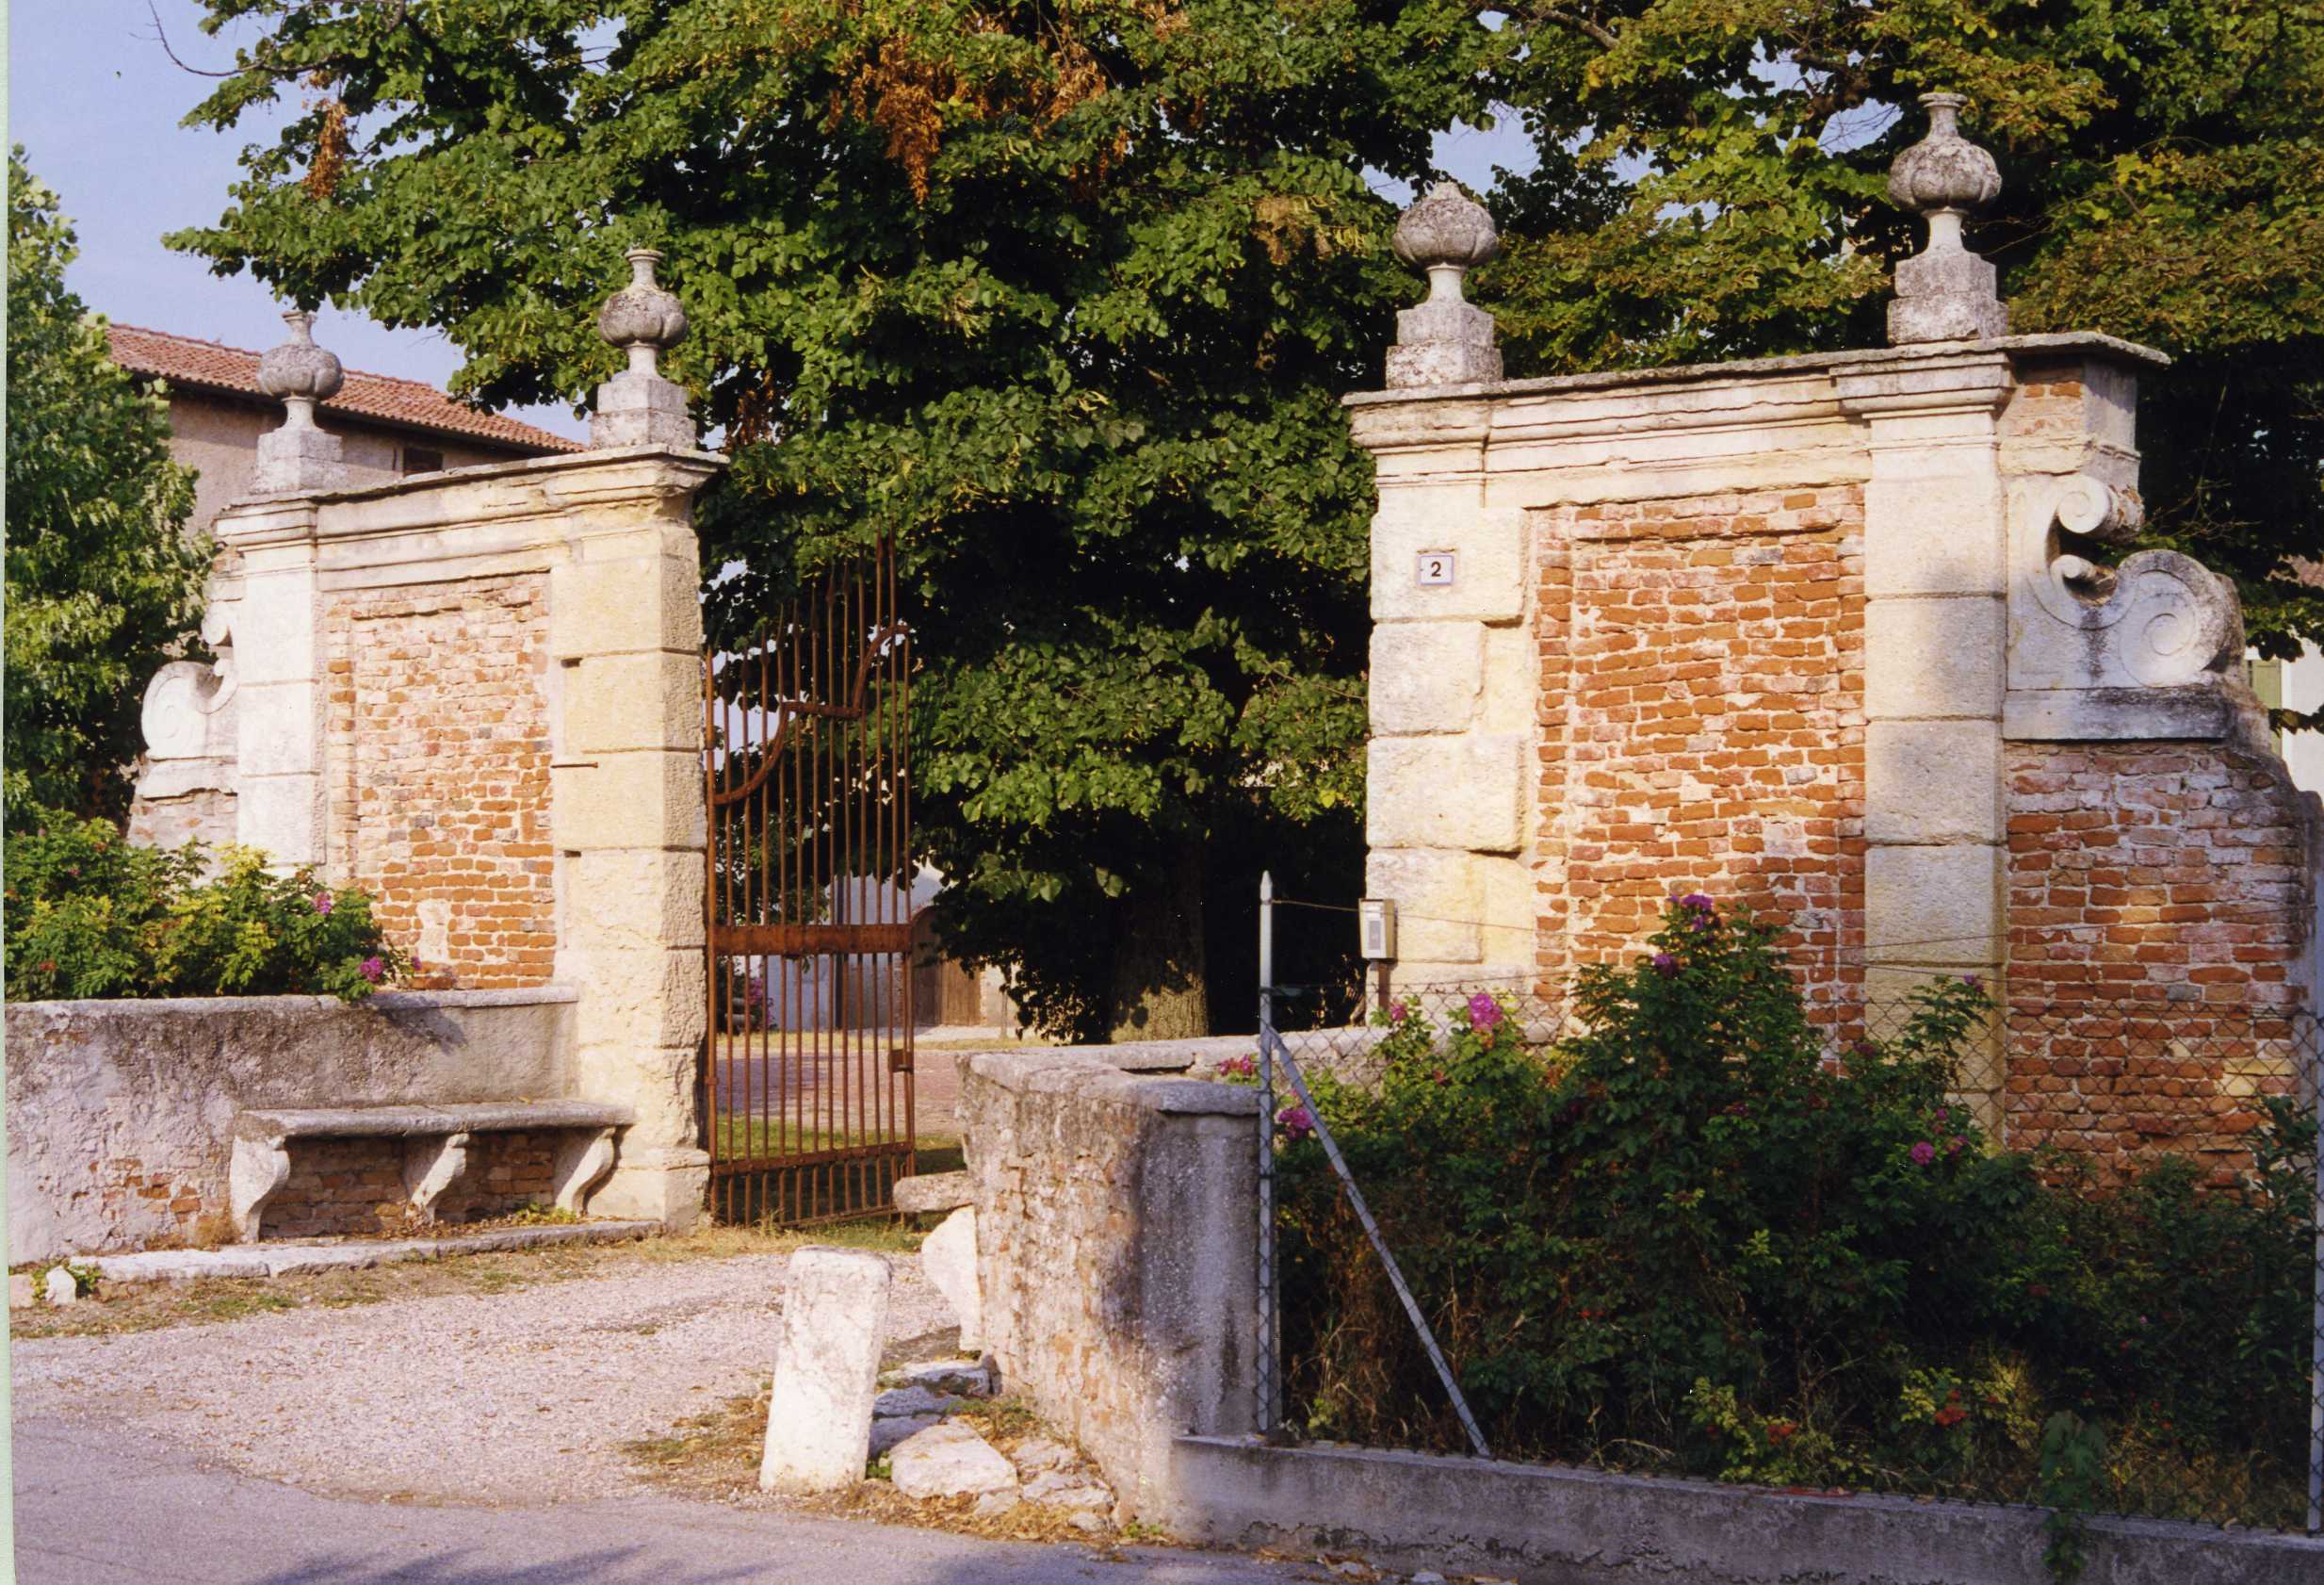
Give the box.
[625,1371,1146,1550]
[8,1215,923,1342]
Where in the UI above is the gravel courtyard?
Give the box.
[10,1238,955,1507]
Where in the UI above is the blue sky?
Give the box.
[8,1,1531,445]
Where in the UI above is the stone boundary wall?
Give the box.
[956,1049,1260,1517]
[4,988,577,1262]
[1164,1436,2324,1585]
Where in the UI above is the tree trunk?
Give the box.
[1107,843,1209,1040]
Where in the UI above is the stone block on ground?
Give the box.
[870,1414,940,1458]
[873,1384,962,1419]
[971,1490,1021,1519]
[892,1171,973,1216]
[887,1358,996,1397]
[1008,1435,1072,1474]
[1022,1469,1112,1511]
[758,1247,892,1494]
[9,1273,35,1309]
[887,1421,1018,1500]
[919,1206,982,1353]
[43,1267,79,1306]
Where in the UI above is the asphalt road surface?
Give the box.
[12,1415,1315,1585]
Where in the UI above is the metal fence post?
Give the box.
[1257,872,1280,1438]
[2306,1014,2322,1535]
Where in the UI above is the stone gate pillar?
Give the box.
[132,253,723,1228]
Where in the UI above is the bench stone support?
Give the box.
[400,1131,474,1224]
[228,1134,294,1243]
[551,1127,619,1216]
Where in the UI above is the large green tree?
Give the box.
[166,1,1497,1038]
[1477,0,2324,692]
[6,149,210,823]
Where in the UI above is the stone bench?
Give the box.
[228,1100,636,1242]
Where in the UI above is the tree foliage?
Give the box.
[6,148,211,823]
[161,1,2324,1030]
[1480,0,2324,692]
[167,0,1495,1037]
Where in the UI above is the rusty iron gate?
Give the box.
[703,544,914,1223]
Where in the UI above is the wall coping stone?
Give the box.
[9,985,581,1016]
[965,1049,1260,1117]
[1168,1436,2324,1585]
[226,442,728,509]
[1342,331,2168,410]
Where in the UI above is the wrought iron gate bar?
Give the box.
[702,541,914,1226]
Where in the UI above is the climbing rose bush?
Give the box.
[5,806,408,1003]
[1273,895,2316,1528]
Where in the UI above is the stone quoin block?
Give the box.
[1866,721,2005,846]
[1865,844,2002,969]
[1864,596,2005,720]
[1369,622,1485,735]
[1367,735,1526,854]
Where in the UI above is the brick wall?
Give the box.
[126,786,237,853]
[263,1131,561,1239]
[2003,741,2317,1177]
[325,575,556,988]
[1535,485,1867,1012]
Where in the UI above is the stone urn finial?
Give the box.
[596,247,689,379]
[591,244,696,449]
[1886,92,2008,343]
[252,308,348,491]
[256,310,345,431]
[1386,183,1503,388]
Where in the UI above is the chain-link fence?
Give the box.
[1248,971,2324,1535]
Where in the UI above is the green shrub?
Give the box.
[5,806,407,1003]
[1275,894,2316,1532]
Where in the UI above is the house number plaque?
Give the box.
[1416,550,1456,586]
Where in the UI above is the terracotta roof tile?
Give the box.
[107,322,583,454]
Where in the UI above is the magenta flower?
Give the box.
[1276,1105,1315,1141]
[1959,974,1983,991]
[1220,1054,1256,1078]
[313,892,334,915]
[1389,999,1410,1023]
[1651,951,1679,978]
[359,956,385,984]
[1467,992,1503,1030]
[1910,1140,1937,1167]
[1679,892,1715,913]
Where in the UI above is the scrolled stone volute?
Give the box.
[1391,182,1500,274]
[596,247,688,376]
[256,310,344,417]
[1386,183,1503,388]
[1885,93,2009,345]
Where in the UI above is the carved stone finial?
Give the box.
[1886,93,2008,344]
[591,246,695,449]
[1386,184,1502,388]
[252,309,348,490]
[595,248,689,378]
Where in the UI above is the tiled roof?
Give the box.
[107,323,583,454]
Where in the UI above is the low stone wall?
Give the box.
[956,1049,1260,1517]
[5,988,577,1262]
[1167,1437,2324,1585]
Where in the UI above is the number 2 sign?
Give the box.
[1416,550,1456,586]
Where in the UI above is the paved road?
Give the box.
[12,1416,1315,1585]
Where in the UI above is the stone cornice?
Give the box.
[1344,332,2168,413]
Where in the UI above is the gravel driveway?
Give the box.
[10,1250,952,1507]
